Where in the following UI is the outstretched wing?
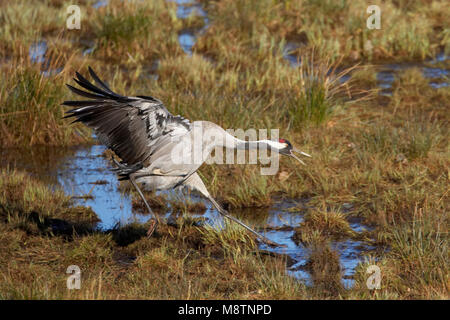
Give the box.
[63,67,191,166]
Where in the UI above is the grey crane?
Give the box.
[63,67,311,247]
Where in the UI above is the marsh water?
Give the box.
[6,0,449,289]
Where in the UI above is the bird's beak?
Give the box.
[289,148,312,165]
[293,147,312,158]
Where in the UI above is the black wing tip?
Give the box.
[66,67,159,104]
[66,67,133,103]
[86,66,98,79]
[65,83,80,92]
[87,66,97,77]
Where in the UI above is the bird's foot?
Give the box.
[259,237,287,248]
[111,157,143,180]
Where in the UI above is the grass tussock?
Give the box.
[350,206,448,299]
[0,168,98,237]
[91,0,183,64]
[293,209,356,244]
[305,241,344,297]
[199,219,257,254]
[0,54,90,147]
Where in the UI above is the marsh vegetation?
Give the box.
[0,0,448,299]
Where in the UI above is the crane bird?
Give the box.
[63,67,311,247]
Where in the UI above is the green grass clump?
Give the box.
[90,0,183,65]
[96,11,154,45]
[0,168,70,218]
[0,0,65,52]
[220,168,274,208]
[0,61,90,147]
[350,206,448,299]
[199,219,257,253]
[293,209,356,244]
[0,168,98,230]
[305,241,344,297]
[286,56,354,126]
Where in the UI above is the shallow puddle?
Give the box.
[175,0,207,20]
[28,40,62,76]
[29,41,47,64]
[178,32,197,55]
[93,0,109,9]
[376,54,450,94]
[172,0,209,55]
[283,42,449,93]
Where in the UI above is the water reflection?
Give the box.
[93,0,109,9]
[375,54,450,93]
[173,0,209,55]
[28,40,63,76]
[178,32,196,55]
[29,41,47,64]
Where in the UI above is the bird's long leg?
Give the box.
[112,157,159,237]
[207,196,283,247]
[183,172,283,247]
[129,175,159,237]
